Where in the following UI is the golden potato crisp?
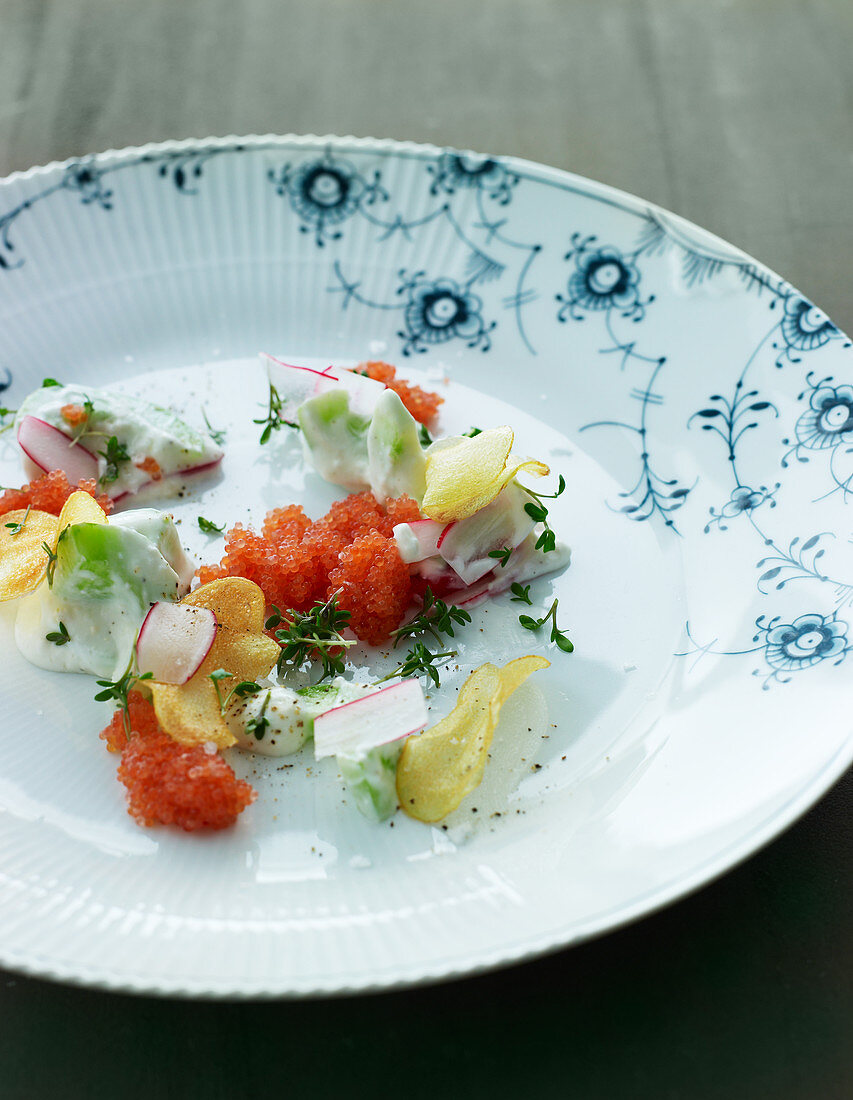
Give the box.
[396,654,550,822]
[422,427,549,522]
[56,490,108,534]
[149,577,280,749]
[0,509,60,601]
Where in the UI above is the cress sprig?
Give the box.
[41,535,62,588]
[208,670,264,713]
[379,587,470,687]
[392,587,472,649]
[202,407,226,445]
[374,642,457,690]
[4,504,31,536]
[97,435,131,486]
[518,597,574,652]
[254,382,300,445]
[266,592,356,680]
[519,474,566,554]
[197,516,225,535]
[245,691,271,741]
[93,655,154,738]
[45,620,71,646]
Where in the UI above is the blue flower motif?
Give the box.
[704,483,779,533]
[761,613,848,673]
[795,382,853,450]
[557,241,646,321]
[723,485,768,516]
[269,154,386,245]
[61,160,112,209]
[399,274,495,355]
[781,295,838,352]
[774,294,843,367]
[428,153,519,205]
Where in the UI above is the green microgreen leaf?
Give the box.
[516,598,573,653]
[268,592,356,681]
[0,405,16,434]
[4,503,31,536]
[201,407,227,445]
[254,382,299,445]
[380,587,472,688]
[209,671,264,714]
[375,643,457,690]
[510,582,533,605]
[245,691,271,741]
[41,377,62,388]
[392,587,472,650]
[41,539,59,588]
[45,620,71,646]
[517,473,566,554]
[197,516,225,535]
[94,655,155,738]
[97,435,131,485]
[488,545,513,568]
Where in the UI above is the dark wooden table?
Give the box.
[1,2,851,1096]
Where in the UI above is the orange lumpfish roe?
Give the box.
[60,403,89,428]
[134,455,162,481]
[0,469,113,518]
[198,492,423,644]
[329,529,414,646]
[100,692,255,831]
[360,361,443,425]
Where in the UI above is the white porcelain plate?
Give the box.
[0,136,850,997]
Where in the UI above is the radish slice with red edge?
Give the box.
[135,601,218,685]
[16,415,99,485]
[392,519,446,563]
[262,354,385,420]
[313,679,427,759]
[437,482,536,585]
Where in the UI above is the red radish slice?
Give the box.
[263,354,385,420]
[111,455,224,505]
[437,483,536,585]
[410,555,461,596]
[393,519,446,563]
[135,602,217,685]
[313,679,427,758]
[17,415,99,485]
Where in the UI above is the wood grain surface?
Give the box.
[0,2,850,1098]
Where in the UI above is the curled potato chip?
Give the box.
[422,427,549,522]
[149,577,280,749]
[396,654,550,822]
[0,509,60,601]
[56,489,108,536]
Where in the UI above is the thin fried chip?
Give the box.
[0,509,60,601]
[422,427,549,521]
[56,489,108,537]
[396,654,550,822]
[149,577,280,749]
